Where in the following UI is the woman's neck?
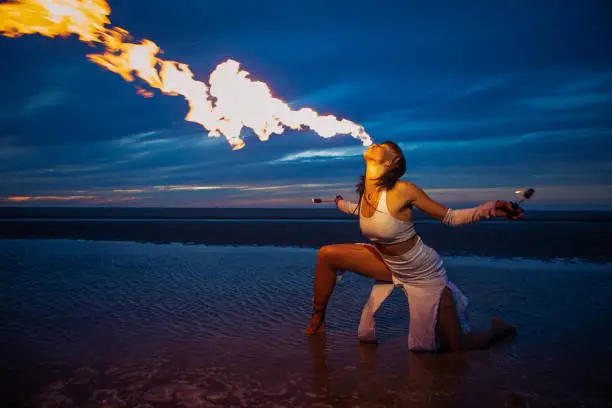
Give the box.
[364,178,381,193]
[364,163,386,193]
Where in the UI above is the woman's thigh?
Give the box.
[318,244,392,282]
[435,287,464,352]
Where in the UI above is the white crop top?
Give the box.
[358,190,416,244]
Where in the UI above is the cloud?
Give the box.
[0,134,27,161]
[107,182,352,194]
[22,88,67,113]
[155,185,236,191]
[203,196,309,207]
[113,129,228,153]
[519,71,612,111]
[0,88,68,123]
[360,108,515,141]
[403,127,610,150]
[270,127,610,165]
[521,93,612,110]
[0,195,150,205]
[241,182,350,192]
[421,184,612,205]
[4,183,610,208]
[291,82,358,106]
[559,72,612,93]
[364,118,475,135]
[0,134,16,147]
[0,181,355,207]
[460,74,518,96]
[269,145,367,163]
[114,130,166,146]
[3,195,95,202]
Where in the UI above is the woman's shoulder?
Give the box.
[388,181,419,202]
[392,181,418,193]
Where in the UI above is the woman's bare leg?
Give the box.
[436,287,467,351]
[305,244,392,335]
[436,287,516,351]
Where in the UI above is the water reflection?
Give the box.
[307,334,330,393]
[307,335,470,407]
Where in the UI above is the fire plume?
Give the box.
[0,0,373,150]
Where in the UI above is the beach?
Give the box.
[1,213,612,407]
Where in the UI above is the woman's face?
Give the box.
[364,143,397,166]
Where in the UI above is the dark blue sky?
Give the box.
[1,0,611,208]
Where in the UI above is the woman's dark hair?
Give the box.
[356,141,406,197]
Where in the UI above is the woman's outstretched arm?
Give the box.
[335,195,360,216]
[396,182,522,225]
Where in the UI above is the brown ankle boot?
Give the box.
[305,305,326,335]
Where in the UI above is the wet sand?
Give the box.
[1,240,611,407]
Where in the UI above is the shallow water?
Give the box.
[1,240,611,407]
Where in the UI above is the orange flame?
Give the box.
[0,0,373,150]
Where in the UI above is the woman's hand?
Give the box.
[493,200,524,220]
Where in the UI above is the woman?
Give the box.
[305,141,521,352]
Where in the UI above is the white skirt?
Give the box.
[357,238,470,351]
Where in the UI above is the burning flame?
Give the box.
[0,0,373,150]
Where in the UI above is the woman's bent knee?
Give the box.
[317,245,338,266]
